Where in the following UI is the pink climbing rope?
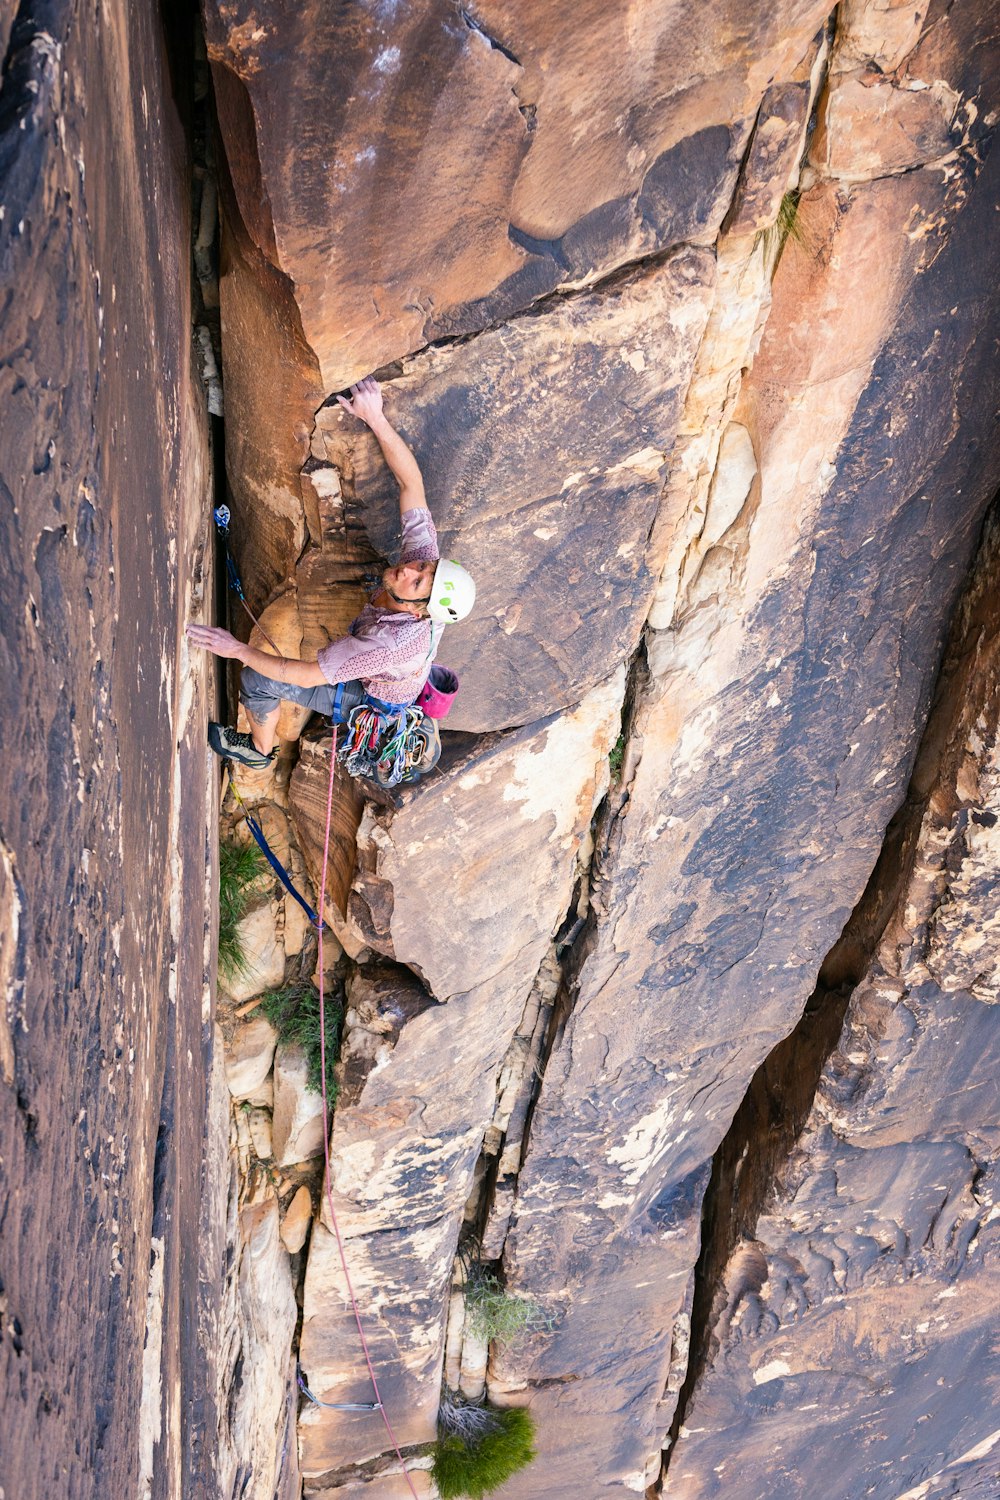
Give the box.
[316,725,422,1500]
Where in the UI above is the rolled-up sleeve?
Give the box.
[398,507,439,564]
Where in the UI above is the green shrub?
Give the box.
[259,981,342,1102]
[464,1269,550,1345]
[218,839,270,983]
[433,1406,536,1499]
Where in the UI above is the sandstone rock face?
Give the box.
[310,260,714,731]
[193,0,1000,1496]
[202,0,829,389]
[665,511,1000,1499]
[11,4,999,1500]
[297,675,621,1483]
[0,4,220,1497]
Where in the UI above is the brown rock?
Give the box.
[492,16,1000,1492]
[666,508,1000,1498]
[289,730,367,928]
[225,1016,280,1100]
[0,4,219,1493]
[298,675,620,1472]
[272,1042,326,1167]
[344,670,624,998]
[203,0,829,386]
[280,1185,314,1256]
[311,253,714,732]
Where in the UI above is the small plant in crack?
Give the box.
[258,981,343,1102]
[463,1264,553,1346]
[434,1397,536,1499]
[756,188,808,269]
[608,729,626,781]
[218,839,271,984]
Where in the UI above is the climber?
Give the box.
[186,375,475,773]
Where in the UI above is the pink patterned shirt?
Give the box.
[316,508,441,705]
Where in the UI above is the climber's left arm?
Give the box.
[185,624,328,688]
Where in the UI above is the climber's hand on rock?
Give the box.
[338,374,384,426]
[185,623,245,660]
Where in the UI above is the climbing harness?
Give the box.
[227,772,327,932]
[214,504,281,655]
[313,725,422,1499]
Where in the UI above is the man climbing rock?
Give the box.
[186,375,475,773]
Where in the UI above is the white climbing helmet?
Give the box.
[428,559,476,624]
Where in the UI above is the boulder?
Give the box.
[272,1042,325,1167]
[280,1186,314,1256]
[224,1016,279,1101]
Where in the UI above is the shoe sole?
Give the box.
[208,722,274,770]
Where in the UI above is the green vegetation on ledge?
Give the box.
[259,981,343,1102]
[464,1267,551,1346]
[433,1405,536,1499]
[218,839,270,984]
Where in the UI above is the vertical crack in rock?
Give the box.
[661,492,1000,1485]
[451,650,645,1358]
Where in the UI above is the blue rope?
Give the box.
[228,773,327,932]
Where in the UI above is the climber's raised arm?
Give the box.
[337,374,426,517]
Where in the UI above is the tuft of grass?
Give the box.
[258,981,342,1102]
[463,1268,551,1346]
[433,1406,536,1499]
[218,839,270,984]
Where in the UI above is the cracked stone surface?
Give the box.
[664,513,1000,1500]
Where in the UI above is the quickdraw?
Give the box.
[339,702,434,788]
[214,504,281,655]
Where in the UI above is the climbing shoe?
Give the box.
[208,722,276,770]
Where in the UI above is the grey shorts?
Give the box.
[239,667,408,725]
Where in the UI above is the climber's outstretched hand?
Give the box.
[186,623,245,660]
[337,374,384,426]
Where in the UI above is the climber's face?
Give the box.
[382,559,435,614]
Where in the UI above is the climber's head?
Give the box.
[382,558,476,623]
[382,558,435,615]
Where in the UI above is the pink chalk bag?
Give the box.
[416,664,459,719]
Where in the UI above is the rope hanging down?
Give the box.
[313,725,421,1499]
[214,505,282,655]
[227,773,327,932]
